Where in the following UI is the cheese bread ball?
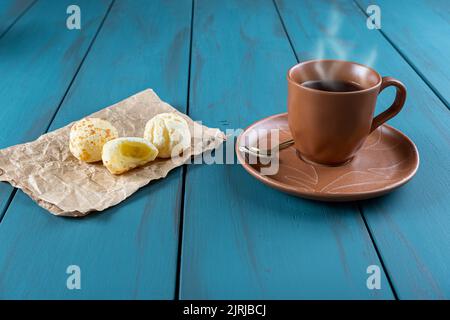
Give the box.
[143,112,191,158]
[102,137,158,175]
[69,118,119,163]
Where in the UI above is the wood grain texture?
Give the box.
[0,0,192,299]
[0,0,35,37]
[0,0,112,218]
[277,0,450,299]
[179,0,393,299]
[357,0,450,108]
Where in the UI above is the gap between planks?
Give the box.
[175,0,195,301]
[0,0,38,40]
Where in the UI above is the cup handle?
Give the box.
[370,76,407,133]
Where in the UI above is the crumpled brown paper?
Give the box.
[0,89,225,217]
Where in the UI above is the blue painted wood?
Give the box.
[0,0,35,37]
[277,0,450,299]
[0,0,192,299]
[179,0,393,299]
[357,0,450,108]
[0,0,112,218]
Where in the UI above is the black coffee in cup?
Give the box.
[301,80,363,92]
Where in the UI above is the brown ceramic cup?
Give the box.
[287,59,406,166]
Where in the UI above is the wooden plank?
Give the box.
[0,0,192,299]
[180,0,393,299]
[277,0,450,299]
[0,0,112,218]
[0,0,35,37]
[357,0,450,108]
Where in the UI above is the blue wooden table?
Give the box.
[0,0,449,300]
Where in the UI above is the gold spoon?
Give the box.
[239,139,294,159]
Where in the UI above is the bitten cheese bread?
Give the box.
[69,118,119,163]
[102,137,158,175]
[143,112,191,158]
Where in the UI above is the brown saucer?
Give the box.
[236,113,419,201]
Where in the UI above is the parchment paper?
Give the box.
[0,89,225,217]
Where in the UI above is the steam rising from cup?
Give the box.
[308,9,378,90]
